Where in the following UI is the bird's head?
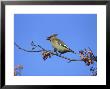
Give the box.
[47,34,58,40]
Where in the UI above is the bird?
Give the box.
[46,34,76,55]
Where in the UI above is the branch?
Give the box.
[48,50,82,62]
[14,42,82,62]
[14,42,43,52]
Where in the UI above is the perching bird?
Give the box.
[47,34,76,55]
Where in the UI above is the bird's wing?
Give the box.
[56,39,69,49]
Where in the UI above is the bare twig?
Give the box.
[15,42,97,64]
[48,51,82,62]
[14,42,43,52]
[14,42,82,62]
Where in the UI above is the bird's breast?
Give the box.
[51,40,70,53]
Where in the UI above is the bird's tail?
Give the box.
[69,49,76,54]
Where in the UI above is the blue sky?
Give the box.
[14,14,97,76]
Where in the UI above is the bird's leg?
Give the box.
[59,53,62,56]
[58,51,64,56]
[54,48,57,52]
[54,48,58,54]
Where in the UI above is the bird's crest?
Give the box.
[47,34,58,40]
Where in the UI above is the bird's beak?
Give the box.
[46,37,50,40]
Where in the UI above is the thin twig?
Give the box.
[37,45,46,51]
[14,42,43,52]
[14,42,82,62]
[48,51,82,62]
